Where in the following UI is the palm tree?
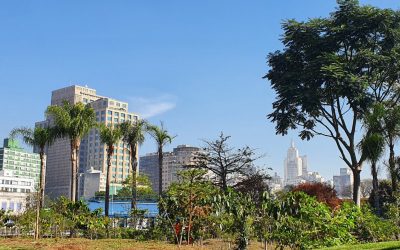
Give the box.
[10,126,56,240]
[119,119,147,211]
[368,103,400,193]
[147,122,175,196]
[359,133,385,214]
[99,124,122,217]
[381,105,400,193]
[46,101,97,202]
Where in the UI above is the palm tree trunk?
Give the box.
[158,145,163,196]
[75,142,81,201]
[70,141,77,202]
[131,145,138,211]
[371,161,380,215]
[105,148,113,217]
[389,141,397,193]
[39,151,46,208]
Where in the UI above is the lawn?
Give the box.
[320,241,400,250]
[0,238,266,250]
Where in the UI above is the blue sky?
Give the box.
[0,0,399,181]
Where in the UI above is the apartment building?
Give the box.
[140,145,201,194]
[0,169,35,214]
[0,138,40,185]
[36,85,139,199]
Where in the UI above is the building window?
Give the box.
[108,111,112,115]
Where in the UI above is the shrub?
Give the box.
[292,182,341,210]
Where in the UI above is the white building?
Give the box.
[0,169,35,214]
[333,168,353,198]
[283,141,324,186]
[78,167,106,199]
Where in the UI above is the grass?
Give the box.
[0,238,399,250]
[0,238,267,250]
[320,241,400,250]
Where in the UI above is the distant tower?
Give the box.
[284,141,302,185]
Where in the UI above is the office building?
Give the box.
[0,169,35,214]
[333,168,353,198]
[36,85,139,199]
[140,145,201,194]
[283,141,324,186]
[0,138,40,185]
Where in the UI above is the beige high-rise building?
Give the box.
[36,85,139,199]
[140,145,200,194]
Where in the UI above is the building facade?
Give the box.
[140,145,201,194]
[0,138,40,185]
[283,141,325,186]
[36,85,139,199]
[333,168,353,198]
[0,169,35,214]
[284,141,304,186]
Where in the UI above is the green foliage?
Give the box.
[259,192,358,250]
[354,205,399,242]
[160,169,220,245]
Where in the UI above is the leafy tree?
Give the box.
[10,126,57,239]
[160,169,219,245]
[192,133,262,192]
[222,191,255,250]
[119,119,148,211]
[234,171,271,205]
[46,101,97,201]
[99,124,123,217]
[116,174,157,200]
[265,0,400,206]
[292,182,341,210]
[147,121,175,196]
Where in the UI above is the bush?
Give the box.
[354,205,398,242]
[292,182,341,210]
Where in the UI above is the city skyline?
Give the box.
[1,1,398,182]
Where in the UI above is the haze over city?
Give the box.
[1,0,399,181]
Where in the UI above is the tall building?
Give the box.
[333,168,353,198]
[0,138,40,185]
[0,169,35,214]
[283,141,324,186]
[36,85,139,199]
[140,145,201,194]
[284,141,303,186]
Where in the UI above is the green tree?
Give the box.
[359,133,385,214]
[46,101,97,202]
[147,121,175,196]
[99,124,123,217]
[160,169,218,245]
[265,0,400,206]
[119,119,147,211]
[10,126,56,240]
[116,174,157,200]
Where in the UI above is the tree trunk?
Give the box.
[39,151,46,208]
[34,150,46,240]
[371,161,380,215]
[352,167,361,207]
[75,142,81,201]
[131,145,138,212]
[105,147,113,217]
[158,145,163,196]
[70,141,77,202]
[389,141,397,193]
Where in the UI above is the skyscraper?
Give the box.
[36,85,139,199]
[284,141,303,186]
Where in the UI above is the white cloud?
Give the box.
[128,95,176,118]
